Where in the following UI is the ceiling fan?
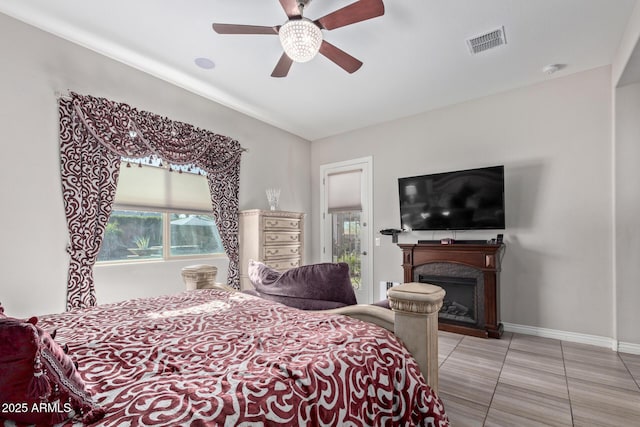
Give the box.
[212,0,385,77]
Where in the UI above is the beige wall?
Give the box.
[612,1,640,86]
[614,82,640,346]
[0,13,311,317]
[612,1,640,350]
[311,66,615,340]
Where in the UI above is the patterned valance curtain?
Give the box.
[59,93,243,310]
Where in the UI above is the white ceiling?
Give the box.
[0,0,636,140]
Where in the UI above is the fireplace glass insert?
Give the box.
[419,274,478,326]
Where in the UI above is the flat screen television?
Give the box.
[398,165,505,231]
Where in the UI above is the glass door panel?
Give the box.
[331,211,362,290]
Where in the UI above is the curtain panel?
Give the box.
[59,93,243,309]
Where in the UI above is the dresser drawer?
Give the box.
[266,258,301,271]
[263,217,301,230]
[263,245,301,259]
[264,231,300,245]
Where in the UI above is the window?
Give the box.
[97,159,225,263]
[99,210,224,262]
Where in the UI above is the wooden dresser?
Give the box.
[238,209,304,291]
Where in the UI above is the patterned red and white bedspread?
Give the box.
[39,290,449,426]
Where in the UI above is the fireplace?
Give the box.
[419,274,479,327]
[398,243,504,338]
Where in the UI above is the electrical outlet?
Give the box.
[379,281,400,300]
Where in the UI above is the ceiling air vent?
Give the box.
[466,26,506,54]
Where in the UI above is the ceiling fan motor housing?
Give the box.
[279,18,323,62]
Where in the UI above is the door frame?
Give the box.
[319,156,373,304]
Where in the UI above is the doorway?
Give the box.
[320,157,373,304]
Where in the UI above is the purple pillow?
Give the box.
[0,316,104,425]
[247,261,357,309]
[242,289,353,310]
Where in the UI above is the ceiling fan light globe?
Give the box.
[279,18,322,63]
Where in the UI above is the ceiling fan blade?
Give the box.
[212,23,279,35]
[319,41,363,73]
[279,0,301,18]
[316,0,385,30]
[271,53,294,78]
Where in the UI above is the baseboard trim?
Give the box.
[619,341,640,355]
[502,322,619,351]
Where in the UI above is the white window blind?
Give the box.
[327,169,363,213]
[115,164,212,213]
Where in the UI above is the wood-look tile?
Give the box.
[439,330,466,342]
[498,362,569,400]
[485,408,571,427]
[561,341,621,365]
[509,333,563,359]
[485,383,573,427]
[438,331,463,366]
[458,335,511,356]
[503,348,565,376]
[620,352,640,384]
[439,363,499,406]
[564,356,640,392]
[438,392,488,427]
[437,332,640,427]
[568,377,640,427]
[441,350,505,381]
[452,338,509,373]
[438,351,456,367]
[453,344,509,366]
[438,353,449,367]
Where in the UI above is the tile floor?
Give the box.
[437,331,640,426]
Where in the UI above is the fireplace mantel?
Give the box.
[398,243,504,338]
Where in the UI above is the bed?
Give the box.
[0,286,449,426]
